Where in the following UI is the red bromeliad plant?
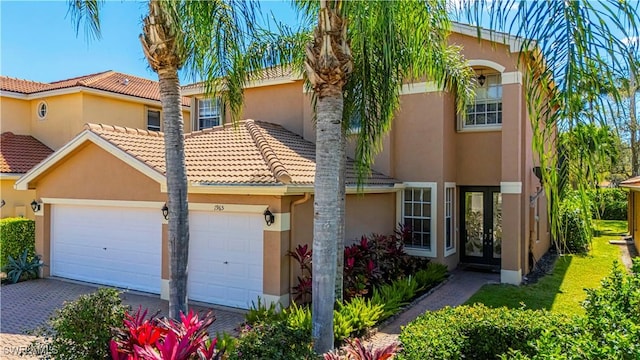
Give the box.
[110,307,223,360]
[323,338,401,360]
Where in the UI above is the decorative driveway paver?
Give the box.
[1,278,246,360]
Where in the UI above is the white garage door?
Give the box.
[51,204,162,294]
[189,211,263,309]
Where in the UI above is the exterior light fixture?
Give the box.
[30,200,41,212]
[477,72,486,87]
[264,209,275,226]
[0,199,5,208]
[162,203,169,220]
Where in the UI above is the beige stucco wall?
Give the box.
[0,178,34,219]
[1,97,31,135]
[29,93,83,150]
[241,82,305,136]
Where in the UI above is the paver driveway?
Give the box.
[0,278,246,360]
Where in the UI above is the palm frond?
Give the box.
[67,0,103,40]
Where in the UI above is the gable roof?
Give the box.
[16,120,397,193]
[620,176,640,190]
[0,132,54,174]
[1,71,190,106]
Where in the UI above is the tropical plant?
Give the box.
[0,217,35,269]
[230,320,316,360]
[31,288,129,360]
[2,249,42,284]
[324,339,401,360]
[288,244,314,303]
[244,297,285,325]
[69,0,260,318]
[110,308,223,360]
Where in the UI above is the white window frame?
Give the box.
[37,101,48,120]
[397,182,437,258]
[146,108,161,131]
[444,182,456,257]
[457,72,503,132]
[196,97,221,130]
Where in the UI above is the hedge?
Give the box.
[590,188,627,220]
[0,217,36,268]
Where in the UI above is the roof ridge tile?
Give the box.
[245,119,292,184]
[83,123,163,137]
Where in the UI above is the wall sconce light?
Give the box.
[264,209,275,226]
[0,199,5,208]
[161,203,169,220]
[477,72,486,87]
[30,200,41,212]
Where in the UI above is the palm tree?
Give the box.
[69,0,259,319]
[289,0,475,352]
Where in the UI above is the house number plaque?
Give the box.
[213,205,225,211]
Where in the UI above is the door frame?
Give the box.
[459,186,501,266]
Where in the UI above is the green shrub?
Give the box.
[245,297,286,325]
[0,217,35,269]
[590,188,627,220]
[559,194,592,253]
[336,297,383,337]
[32,288,128,360]
[333,309,354,344]
[284,302,312,333]
[398,304,567,360]
[414,262,448,291]
[229,320,316,360]
[503,261,640,360]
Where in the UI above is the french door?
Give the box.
[460,187,502,265]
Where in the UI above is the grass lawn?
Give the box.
[464,220,627,316]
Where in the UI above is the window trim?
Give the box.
[397,182,437,258]
[444,182,457,257]
[196,97,222,130]
[37,101,47,120]
[146,108,161,132]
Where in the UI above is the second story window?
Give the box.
[460,72,502,130]
[197,98,221,130]
[147,109,161,131]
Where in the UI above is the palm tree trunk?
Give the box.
[158,67,190,319]
[335,130,345,302]
[313,92,341,351]
[630,67,639,176]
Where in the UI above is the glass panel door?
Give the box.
[461,187,501,265]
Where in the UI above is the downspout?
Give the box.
[289,192,311,305]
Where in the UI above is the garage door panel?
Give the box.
[51,205,161,294]
[189,211,263,309]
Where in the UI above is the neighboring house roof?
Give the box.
[0,71,190,106]
[0,132,53,174]
[16,120,397,192]
[85,120,396,186]
[620,176,640,190]
[181,66,300,95]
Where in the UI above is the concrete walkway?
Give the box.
[365,268,499,347]
[0,278,246,360]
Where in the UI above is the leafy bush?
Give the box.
[284,302,312,333]
[414,262,448,291]
[398,304,567,360]
[503,261,640,360]
[2,249,42,283]
[0,217,35,269]
[590,188,627,220]
[288,244,313,303]
[230,321,316,360]
[336,297,383,337]
[245,297,285,325]
[32,288,128,360]
[559,193,592,253]
[110,307,223,360]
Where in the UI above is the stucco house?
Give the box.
[13,23,551,309]
[0,71,191,218]
[619,177,640,253]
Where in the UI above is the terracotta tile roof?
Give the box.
[86,120,397,186]
[1,71,190,106]
[0,132,54,174]
[620,176,640,188]
[181,66,298,92]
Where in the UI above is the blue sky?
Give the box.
[0,0,298,84]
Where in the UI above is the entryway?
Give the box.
[460,187,502,267]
